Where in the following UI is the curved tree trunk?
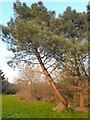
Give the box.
[78,81,85,107]
[35,49,68,111]
[79,90,85,107]
[73,90,77,107]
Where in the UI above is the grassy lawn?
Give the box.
[2,95,90,118]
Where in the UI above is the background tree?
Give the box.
[0,70,17,94]
[49,6,88,109]
[0,70,5,80]
[49,6,88,79]
[0,69,5,93]
[16,67,55,102]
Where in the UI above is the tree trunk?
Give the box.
[79,90,85,107]
[35,49,68,111]
[78,81,85,107]
[73,90,77,107]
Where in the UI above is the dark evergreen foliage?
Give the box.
[0,69,5,80]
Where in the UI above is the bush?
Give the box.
[2,80,17,95]
[16,80,55,102]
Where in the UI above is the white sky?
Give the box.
[0,39,19,83]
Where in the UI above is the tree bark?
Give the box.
[73,90,77,107]
[35,49,68,111]
[78,81,85,107]
[79,90,85,107]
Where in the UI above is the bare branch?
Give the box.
[61,62,76,76]
[50,65,58,74]
[22,60,40,64]
[67,85,88,91]
[44,57,53,64]
[46,62,57,70]
[81,64,89,77]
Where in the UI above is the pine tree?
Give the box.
[2,2,88,111]
[0,70,5,80]
[2,2,68,110]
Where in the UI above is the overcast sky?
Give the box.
[0,1,88,82]
[0,40,19,83]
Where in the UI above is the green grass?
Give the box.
[2,95,90,118]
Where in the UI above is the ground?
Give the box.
[1,95,90,118]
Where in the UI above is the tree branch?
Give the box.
[46,62,57,70]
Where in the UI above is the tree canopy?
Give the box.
[1,1,88,111]
[3,2,88,79]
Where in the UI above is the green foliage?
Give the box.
[2,82,17,95]
[58,7,87,39]
[2,2,69,61]
[0,70,17,94]
[2,95,89,118]
[2,2,88,79]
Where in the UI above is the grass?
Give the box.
[2,95,90,118]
